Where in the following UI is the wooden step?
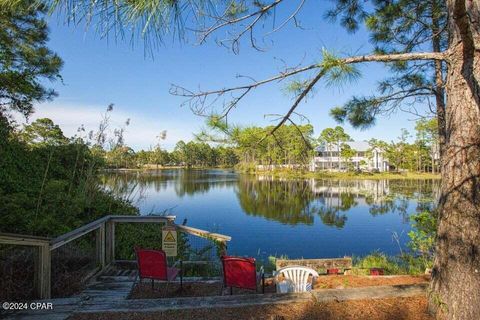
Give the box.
[74,283,428,314]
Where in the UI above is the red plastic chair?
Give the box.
[135,248,182,290]
[221,255,264,295]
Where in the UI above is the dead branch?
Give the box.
[197,0,307,53]
[198,0,284,45]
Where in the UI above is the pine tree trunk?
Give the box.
[431,0,447,157]
[430,1,480,319]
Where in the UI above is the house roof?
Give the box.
[346,141,370,151]
[316,140,371,152]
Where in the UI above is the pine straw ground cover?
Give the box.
[129,275,430,299]
[69,275,432,319]
[70,295,432,320]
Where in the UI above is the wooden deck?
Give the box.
[2,265,138,320]
[2,263,428,320]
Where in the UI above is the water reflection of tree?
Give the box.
[100,171,147,206]
[315,190,358,229]
[102,170,440,229]
[235,176,316,225]
[366,179,440,222]
[101,169,238,198]
[317,207,348,228]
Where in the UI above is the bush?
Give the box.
[354,252,405,274]
[407,210,437,271]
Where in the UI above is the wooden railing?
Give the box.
[0,233,51,299]
[0,215,231,299]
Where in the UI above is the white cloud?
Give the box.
[20,102,195,151]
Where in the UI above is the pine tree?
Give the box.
[0,1,63,119]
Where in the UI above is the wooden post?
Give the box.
[218,240,227,256]
[96,223,106,268]
[105,220,115,265]
[37,244,51,299]
[166,216,175,225]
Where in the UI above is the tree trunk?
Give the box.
[431,0,447,158]
[430,1,480,319]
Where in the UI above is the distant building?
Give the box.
[310,141,389,172]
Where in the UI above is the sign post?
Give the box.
[162,224,177,257]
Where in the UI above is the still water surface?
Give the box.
[103,169,439,260]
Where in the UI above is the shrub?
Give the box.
[354,252,404,274]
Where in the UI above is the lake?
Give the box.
[102,169,439,260]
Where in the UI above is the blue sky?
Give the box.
[27,1,424,151]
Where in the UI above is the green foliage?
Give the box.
[104,139,238,169]
[20,118,68,146]
[340,143,356,170]
[172,140,226,168]
[320,49,361,88]
[324,0,367,32]
[330,97,379,129]
[319,126,351,147]
[237,124,314,167]
[0,2,62,117]
[328,0,447,129]
[226,1,248,18]
[44,0,216,47]
[201,121,315,168]
[381,129,412,172]
[355,252,402,275]
[0,117,137,237]
[283,79,311,97]
[114,223,164,260]
[365,121,439,173]
[262,255,289,274]
[408,210,436,269]
[106,146,136,168]
[318,126,351,170]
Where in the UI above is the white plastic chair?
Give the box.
[274,265,319,293]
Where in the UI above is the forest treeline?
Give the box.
[81,117,439,173]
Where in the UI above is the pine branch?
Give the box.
[174,50,448,146]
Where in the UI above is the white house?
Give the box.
[309,141,389,172]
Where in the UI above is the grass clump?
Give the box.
[354,252,405,275]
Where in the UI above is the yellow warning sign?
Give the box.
[164,231,176,243]
[162,225,177,257]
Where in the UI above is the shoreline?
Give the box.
[251,169,440,180]
[104,167,441,180]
